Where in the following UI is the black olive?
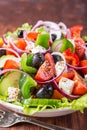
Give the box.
[52,54,62,63]
[51,34,57,42]
[36,84,54,98]
[32,53,45,69]
[18,30,24,38]
[0,49,6,57]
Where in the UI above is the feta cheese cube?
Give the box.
[59,77,74,94]
[7,87,20,102]
[55,61,67,76]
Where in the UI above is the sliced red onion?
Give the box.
[2,34,9,45]
[44,21,60,31]
[81,44,87,59]
[31,20,44,31]
[0,47,20,58]
[36,52,66,84]
[9,37,30,55]
[31,20,61,32]
[42,48,52,55]
[66,29,71,39]
[67,63,87,70]
[58,22,67,35]
[23,30,27,40]
[53,41,62,52]
[0,68,29,77]
[52,80,80,100]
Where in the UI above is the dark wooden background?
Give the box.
[0,0,87,130]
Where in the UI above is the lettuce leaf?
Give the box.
[71,94,87,112]
[23,98,70,115]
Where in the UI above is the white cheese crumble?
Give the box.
[31,45,46,53]
[7,87,20,102]
[55,61,67,76]
[26,41,35,51]
[59,77,74,95]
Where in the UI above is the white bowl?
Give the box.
[0,100,75,117]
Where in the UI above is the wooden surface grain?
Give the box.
[0,0,87,130]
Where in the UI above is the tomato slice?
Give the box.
[4,60,20,70]
[27,32,39,41]
[56,69,75,82]
[79,60,87,74]
[6,45,15,56]
[72,70,87,95]
[35,53,55,81]
[73,83,87,95]
[14,38,27,50]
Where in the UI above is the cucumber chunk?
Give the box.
[0,71,21,96]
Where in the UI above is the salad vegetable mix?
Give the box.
[0,20,87,115]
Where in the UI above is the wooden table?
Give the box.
[0,0,87,130]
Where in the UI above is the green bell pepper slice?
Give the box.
[19,73,37,99]
[21,53,37,74]
[35,33,50,49]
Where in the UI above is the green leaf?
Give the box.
[71,94,87,112]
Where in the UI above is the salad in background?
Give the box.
[0,20,87,115]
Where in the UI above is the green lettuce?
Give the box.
[71,94,87,112]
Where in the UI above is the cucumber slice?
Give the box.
[0,71,21,96]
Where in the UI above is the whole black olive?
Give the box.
[18,30,24,38]
[51,34,57,42]
[32,53,45,69]
[0,49,6,57]
[36,84,54,98]
[52,54,62,63]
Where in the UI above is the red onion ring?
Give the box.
[58,22,67,30]
[0,47,20,58]
[9,37,30,55]
[31,20,44,31]
[66,29,71,39]
[0,68,29,77]
[52,80,80,100]
[2,34,9,45]
[67,63,87,70]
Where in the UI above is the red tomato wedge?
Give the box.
[27,32,39,41]
[14,38,27,50]
[56,69,75,82]
[72,70,87,95]
[79,60,87,74]
[35,53,55,81]
[4,59,20,70]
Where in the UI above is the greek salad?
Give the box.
[0,20,87,115]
